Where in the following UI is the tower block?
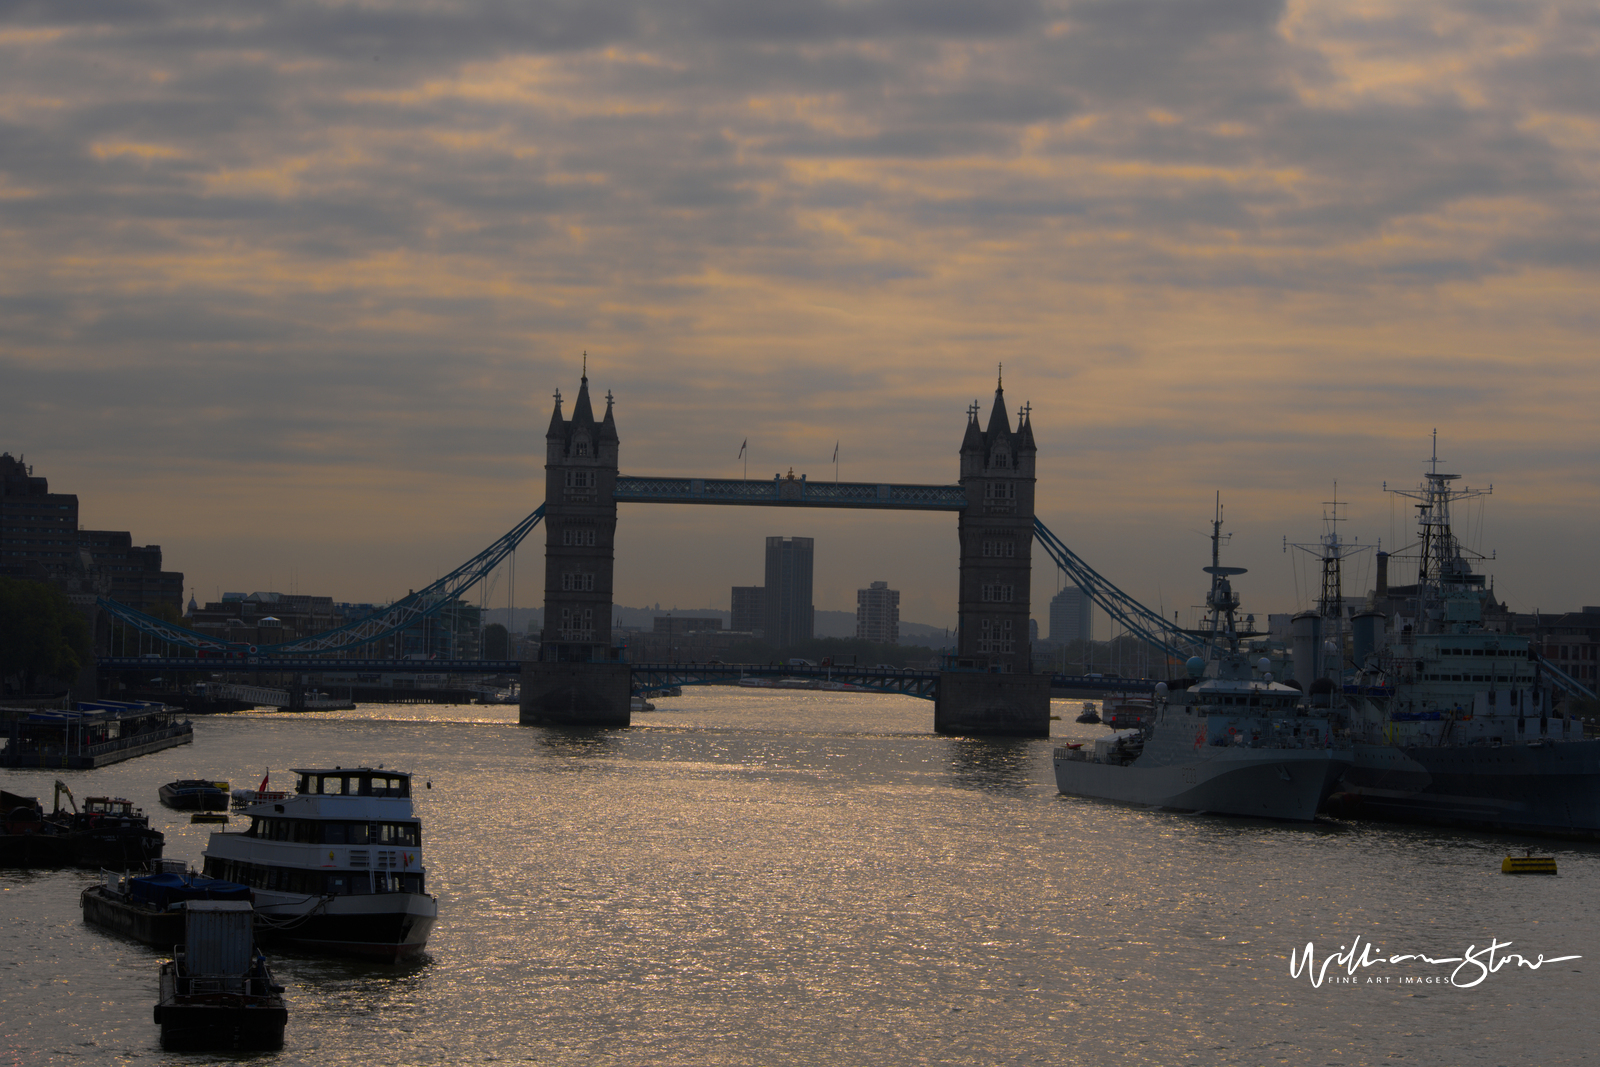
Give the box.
[934,377,1051,737]
[520,371,631,727]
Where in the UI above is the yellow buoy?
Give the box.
[1502,854,1557,874]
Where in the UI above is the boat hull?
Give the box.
[67,826,164,868]
[82,885,185,948]
[1326,738,1600,839]
[0,832,67,866]
[156,964,286,1051]
[1054,748,1350,821]
[0,726,192,768]
[160,785,229,811]
[252,891,437,963]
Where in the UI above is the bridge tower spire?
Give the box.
[936,374,1049,735]
[522,367,631,726]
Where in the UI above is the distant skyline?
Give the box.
[4,2,1598,629]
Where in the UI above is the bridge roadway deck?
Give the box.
[99,657,1156,699]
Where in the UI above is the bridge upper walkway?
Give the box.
[613,476,967,510]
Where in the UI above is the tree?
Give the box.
[0,577,92,694]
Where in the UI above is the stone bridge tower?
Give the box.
[521,368,631,726]
[934,373,1051,736]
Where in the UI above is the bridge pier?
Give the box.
[519,662,632,727]
[933,671,1052,737]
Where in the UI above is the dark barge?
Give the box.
[1,701,192,768]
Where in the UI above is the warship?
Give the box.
[1054,499,1351,820]
[1322,437,1600,838]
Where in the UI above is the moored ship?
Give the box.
[160,780,231,811]
[154,900,287,1051]
[1,701,193,768]
[83,861,252,947]
[200,766,436,962]
[1322,440,1600,838]
[1,782,163,869]
[1054,500,1351,820]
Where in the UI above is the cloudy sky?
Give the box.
[4,0,1598,633]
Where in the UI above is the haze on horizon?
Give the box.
[3,1,1598,631]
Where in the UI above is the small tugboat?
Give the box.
[159,780,231,811]
[1103,696,1157,730]
[1074,702,1101,725]
[154,900,287,1051]
[82,860,252,947]
[50,783,165,869]
[3,783,164,869]
[201,766,437,962]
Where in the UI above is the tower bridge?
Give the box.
[527,370,1050,734]
[94,370,1212,734]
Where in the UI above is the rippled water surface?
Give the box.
[3,691,1596,1065]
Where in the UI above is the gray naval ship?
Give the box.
[1054,502,1352,821]
[1321,445,1600,838]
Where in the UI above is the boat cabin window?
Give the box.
[253,818,420,846]
[299,773,409,797]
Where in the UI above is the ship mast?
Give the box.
[1284,483,1375,678]
[1202,492,1246,659]
[1383,431,1493,633]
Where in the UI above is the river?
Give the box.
[2,690,1595,1065]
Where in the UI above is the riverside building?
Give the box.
[0,451,183,614]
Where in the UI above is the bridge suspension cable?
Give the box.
[1032,518,1205,663]
[98,505,545,657]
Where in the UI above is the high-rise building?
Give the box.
[763,536,814,647]
[1049,585,1093,645]
[855,581,900,644]
[731,585,765,634]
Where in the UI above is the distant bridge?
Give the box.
[98,656,523,675]
[104,656,1155,701]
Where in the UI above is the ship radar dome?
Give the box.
[1185,656,1206,678]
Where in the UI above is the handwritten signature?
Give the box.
[1290,935,1581,988]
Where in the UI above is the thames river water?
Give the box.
[2,690,1596,1066]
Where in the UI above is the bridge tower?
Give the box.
[520,368,631,726]
[935,373,1051,736]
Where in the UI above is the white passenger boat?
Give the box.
[201,767,436,963]
[1053,500,1352,821]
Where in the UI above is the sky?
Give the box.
[3,0,1598,634]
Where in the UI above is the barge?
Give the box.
[1,701,192,768]
[154,900,287,1051]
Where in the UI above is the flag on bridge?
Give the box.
[738,439,746,458]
